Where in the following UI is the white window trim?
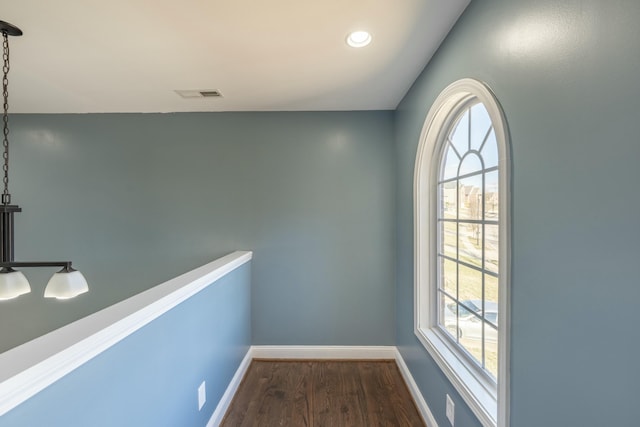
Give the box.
[414,78,510,427]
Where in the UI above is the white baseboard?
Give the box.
[207,349,253,427]
[209,345,438,427]
[394,348,439,427]
[250,345,397,360]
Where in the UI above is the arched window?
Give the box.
[414,79,510,427]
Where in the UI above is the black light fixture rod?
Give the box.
[0,203,19,262]
[0,261,72,269]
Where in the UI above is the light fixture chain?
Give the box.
[1,31,10,205]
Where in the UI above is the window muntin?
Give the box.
[437,102,500,380]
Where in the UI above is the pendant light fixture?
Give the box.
[0,20,88,301]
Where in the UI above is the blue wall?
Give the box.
[0,111,395,352]
[0,261,251,427]
[4,2,637,425]
[395,1,640,426]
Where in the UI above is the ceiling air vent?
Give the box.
[199,90,222,97]
[175,89,223,99]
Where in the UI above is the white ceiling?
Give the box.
[2,0,469,113]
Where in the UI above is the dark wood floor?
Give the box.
[221,359,426,427]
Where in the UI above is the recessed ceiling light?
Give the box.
[346,31,372,48]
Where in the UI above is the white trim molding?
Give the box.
[250,345,397,360]
[207,349,253,427]
[0,250,253,417]
[394,348,439,427]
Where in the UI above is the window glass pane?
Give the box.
[440,221,457,259]
[458,176,483,221]
[440,181,457,219]
[481,129,499,168]
[485,273,498,307]
[441,257,457,296]
[470,103,492,151]
[458,264,482,302]
[441,293,459,341]
[485,324,498,379]
[458,300,478,317]
[485,311,498,327]
[458,223,481,268]
[449,109,469,154]
[437,185,445,218]
[441,144,460,181]
[459,153,483,176]
[485,225,499,274]
[485,170,499,221]
[459,313,483,364]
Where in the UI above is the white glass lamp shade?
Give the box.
[44,268,89,299]
[0,267,31,300]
